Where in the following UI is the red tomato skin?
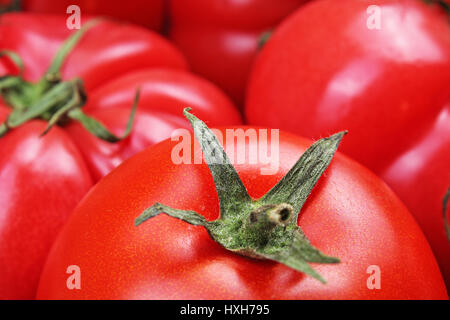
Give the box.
[65,107,192,181]
[245,0,450,284]
[21,0,164,31]
[82,68,242,126]
[65,68,242,180]
[0,116,93,299]
[168,0,307,105]
[381,105,450,284]
[37,128,447,299]
[0,13,188,90]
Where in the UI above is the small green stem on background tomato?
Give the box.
[0,18,138,142]
[443,188,450,242]
[135,108,345,283]
[258,30,272,49]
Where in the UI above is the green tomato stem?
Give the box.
[135,109,345,283]
[0,18,138,142]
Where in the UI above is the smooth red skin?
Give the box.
[0,14,241,299]
[0,13,187,90]
[245,0,450,284]
[37,128,447,299]
[381,105,450,284]
[168,0,307,106]
[21,0,164,31]
[0,104,93,299]
[66,68,242,180]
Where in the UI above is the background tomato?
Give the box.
[245,0,450,285]
[37,126,447,299]
[0,13,241,299]
[65,68,242,180]
[168,0,308,106]
[0,13,186,89]
[21,0,164,31]
[0,106,93,300]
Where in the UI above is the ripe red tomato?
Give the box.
[21,0,164,31]
[0,13,187,90]
[168,0,307,105]
[63,68,242,180]
[37,119,447,299]
[245,0,450,285]
[0,14,241,299]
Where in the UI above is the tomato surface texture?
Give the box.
[37,126,447,299]
[245,0,450,285]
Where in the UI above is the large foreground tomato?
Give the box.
[0,14,241,299]
[168,0,307,105]
[245,0,450,285]
[21,0,164,31]
[37,111,447,299]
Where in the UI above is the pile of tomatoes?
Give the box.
[0,0,449,300]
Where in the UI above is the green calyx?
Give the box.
[257,30,273,49]
[443,188,450,242]
[135,108,346,283]
[0,19,138,142]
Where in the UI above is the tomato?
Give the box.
[21,0,164,31]
[168,0,307,106]
[64,68,241,180]
[0,13,187,89]
[0,105,93,301]
[36,110,447,299]
[245,0,450,285]
[0,13,241,299]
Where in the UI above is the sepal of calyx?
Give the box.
[0,19,138,142]
[135,108,347,283]
[443,188,450,242]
